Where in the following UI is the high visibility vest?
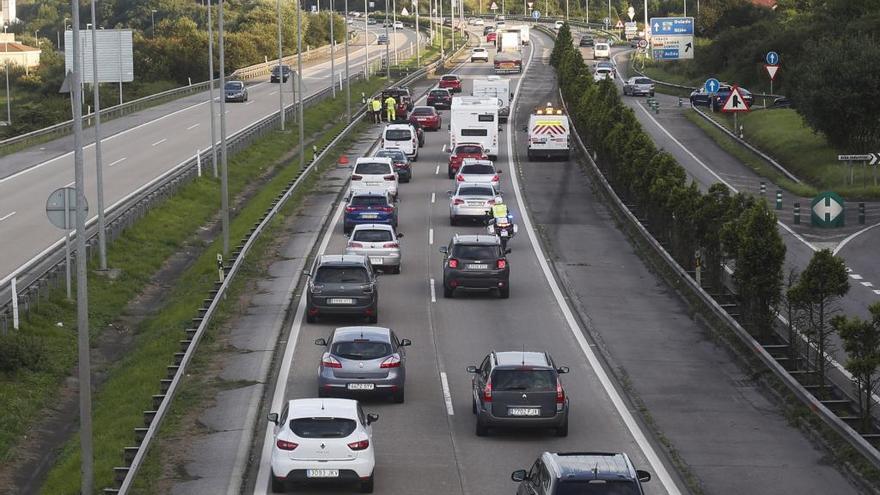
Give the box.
[385,97,397,109]
[492,204,508,218]
[371,99,382,111]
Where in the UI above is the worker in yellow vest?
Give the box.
[384,95,397,121]
[370,96,382,123]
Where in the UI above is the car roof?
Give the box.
[412,105,437,111]
[544,452,637,482]
[494,351,551,367]
[386,123,414,130]
[332,326,392,343]
[452,234,500,245]
[460,160,495,169]
[287,398,359,419]
[431,87,451,92]
[351,223,394,232]
[355,156,393,165]
[317,254,369,266]
[455,142,484,149]
[456,183,495,194]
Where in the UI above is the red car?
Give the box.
[439,74,463,93]
[487,32,497,43]
[448,143,488,178]
[409,106,442,131]
[427,88,453,109]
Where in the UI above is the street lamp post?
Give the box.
[415,0,419,66]
[276,0,285,130]
[297,0,305,169]
[151,9,157,38]
[89,0,108,270]
[345,0,351,120]
[384,0,390,78]
[329,1,336,98]
[206,0,218,176]
[218,0,230,256]
[363,0,369,79]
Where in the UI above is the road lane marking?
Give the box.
[186,123,200,130]
[833,221,880,256]
[108,157,127,167]
[862,282,874,287]
[430,278,436,303]
[246,100,255,105]
[440,372,454,415]
[508,34,683,495]
[0,211,16,222]
[269,90,278,95]
[151,138,167,147]
[434,164,440,175]
[431,192,436,203]
[875,289,880,295]
[429,228,434,245]
[64,181,75,188]
[850,274,864,280]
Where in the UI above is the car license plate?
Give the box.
[361,213,378,219]
[369,257,383,265]
[467,201,484,206]
[307,469,340,478]
[328,298,354,304]
[347,383,375,390]
[467,264,488,270]
[508,407,540,416]
[499,230,509,237]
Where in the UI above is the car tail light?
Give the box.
[556,381,565,408]
[380,354,401,368]
[448,258,459,268]
[348,439,370,451]
[348,241,364,248]
[482,379,493,402]
[384,174,396,181]
[322,354,342,368]
[456,175,465,182]
[491,175,499,182]
[496,259,506,269]
[452,198,464,205]
[379,206,394,213]
[276,439,299,450]
[383,242,399,248]
[345,206,356,213]
[351,174,363,181]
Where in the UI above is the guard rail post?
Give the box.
[859,202,866,225]
[794,202,801,225]
[775,189,782,210]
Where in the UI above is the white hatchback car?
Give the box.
[393,20,403,29]
[593,67,614,82]
[269,398,378,493]
[554,20,564,30]
[471,47,490,62]
[345,224,403,273]
[350,157,398,199]
[381,123,419,161]
[455,159,502,190]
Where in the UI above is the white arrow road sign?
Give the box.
[813,196,843,221]
[872,153,879,165]
[721,86,750,112]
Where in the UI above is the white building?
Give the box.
[0,34,41,69]
[0,0,16,26]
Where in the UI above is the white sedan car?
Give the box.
[393,20,403,29]
[593,67,614,82]
[269,398,379,493]
[471,47,490,62]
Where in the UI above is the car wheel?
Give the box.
[393,387,405,403]
[556,418,569,437]
[443,285,453,298]
[499,287,510,299]
[368,308,378,324]
[472,398,477,414]
[271,473,286,493]
[475,417,489,436]
[359,474,375,493]
[448,169,455,179]
[391,265,401,275]
[450,216,457,226]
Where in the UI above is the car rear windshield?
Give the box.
[458,186,494,196]
[349,196,389,207]
[596,44,609,49]
[375,150,405,160]
[635,78,652,84]
[456,145,483,154]
[461,164,495,175]
[352,229,393,242]
[385,129,412,141]
[332,340,392,360]
[555,480,640,495]
[314,266,369,283]
[290,417,357,438]
[492,369,556,391]
[225,82,243,89]
[412,107,435,115]
[442,75,459,81]
[452,245,499,260]
[430,90,449,97]
[354,162,391,174]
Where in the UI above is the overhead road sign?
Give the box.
[720,85,750,112]
[765,51,779,65]
[650,16,693,35]
[811,192,845,228]
[649,17,694,60]
[764,64,779,81]
[64,29,134,84]
[704,78,720,94]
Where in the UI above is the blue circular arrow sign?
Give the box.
[765,51,779,65]
[532,10,540,19]
[704,78,720,94]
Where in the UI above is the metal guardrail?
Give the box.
[109,33,471,494]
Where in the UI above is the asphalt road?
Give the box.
[0,26,417,287]
[251,36,685,495]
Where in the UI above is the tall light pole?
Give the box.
[3,34,10,125]
[439,0,443,58]
[363,0,369,79]
[218,0,230,256]
[90,0,107,270]
[345,0,351,120]
[276,0,285,130]
[329,1,336,98]
[68,0,93,491]
[384,0,390,78]
[297,0,305,170]
[206,0,218,176]
[151,9,157,38]
[414,0,419,66]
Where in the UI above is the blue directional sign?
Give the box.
[765,51,779,65]
[649,17,694,36]
[704,78,720,94]
[532,10,540,19]
[653,48,682,60]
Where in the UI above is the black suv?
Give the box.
[579,35,594,47]
[511,452,651,494]
[439,235,510,298]
[306,255,379,323]
[467,351,569,436]
[270,64,292,83]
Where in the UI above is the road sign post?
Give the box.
[810,192,845,228]
[838,153,879,186]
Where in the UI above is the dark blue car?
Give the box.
[373,149,412,183]
[689,84,754,110]
[344,192,397,234]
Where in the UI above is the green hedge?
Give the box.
[551,24,786,337]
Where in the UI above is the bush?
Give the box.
[0,333,47,373]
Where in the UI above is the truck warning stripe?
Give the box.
[532,125,567,134]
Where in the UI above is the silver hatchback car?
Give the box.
[315,326,411,403]
[345,224,403,274]
[455,159,503,190]
[449,183,499,225]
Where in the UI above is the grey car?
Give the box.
[306,255,379,324]
[224,80,248,102]
[448,184,500,225]
[345,224,403,273]
[315,326,411,403]
[623,76,655,97]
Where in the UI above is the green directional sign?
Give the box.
[810,191,845,228]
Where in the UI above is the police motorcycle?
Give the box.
[486,213,518,250]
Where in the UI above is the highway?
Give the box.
[0,26,417,289]
[252,33,684,495]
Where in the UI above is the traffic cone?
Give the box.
[338,155,349,166]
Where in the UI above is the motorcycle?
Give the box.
[487,215,518,250]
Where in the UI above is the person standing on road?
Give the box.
[371,96,382,123]
[384,94,397,121]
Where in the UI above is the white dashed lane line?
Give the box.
[186,123,200,130]
[439,372,454,415]
[108,157,127,167]
[846,268,879,296]
[429,228,434,245]
[431,192,436,203]
[152,138,167,147]
[0,211,16,222]
[434,164,440,175]
[429,278,436,303]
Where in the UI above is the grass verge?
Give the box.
[0,76,386,493]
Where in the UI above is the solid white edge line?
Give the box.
[0,211,15,222]
[430,278,437,303]
[509,35,682,495]
[834,221,880,255]
[64,181,75,188]
[253,200,346,495]
[429,227,434,245]
[440,371,455,415]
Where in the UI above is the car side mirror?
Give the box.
[315,338,328,346]
[303,272,312,278]
[466,365,479,373]
[366,413,379,425]
[497,169,503,174]
[397,232,404,238]
[498,125,502,131]
[446,190,453,196]
[439,246,448,254]
[511,469,527,482]
[399,338,412,346]
[636,470,651,483]
[504,248,512,254]
[520,126,527,132]
[557,366,570,374]
[267,413,279,425]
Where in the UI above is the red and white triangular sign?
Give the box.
[765,64,779,81]
[721,85,750,113]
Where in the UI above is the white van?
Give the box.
[527,104,570,160]
[350,157,398,199]
[450,97,500,160]
[593,42,610,59]
[381,124,419,161]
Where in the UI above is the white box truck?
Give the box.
[505,24,530,44]
[495,30,523,74]
[450,97,500,160]
[472,76,512,123]
[527,103,570,160]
